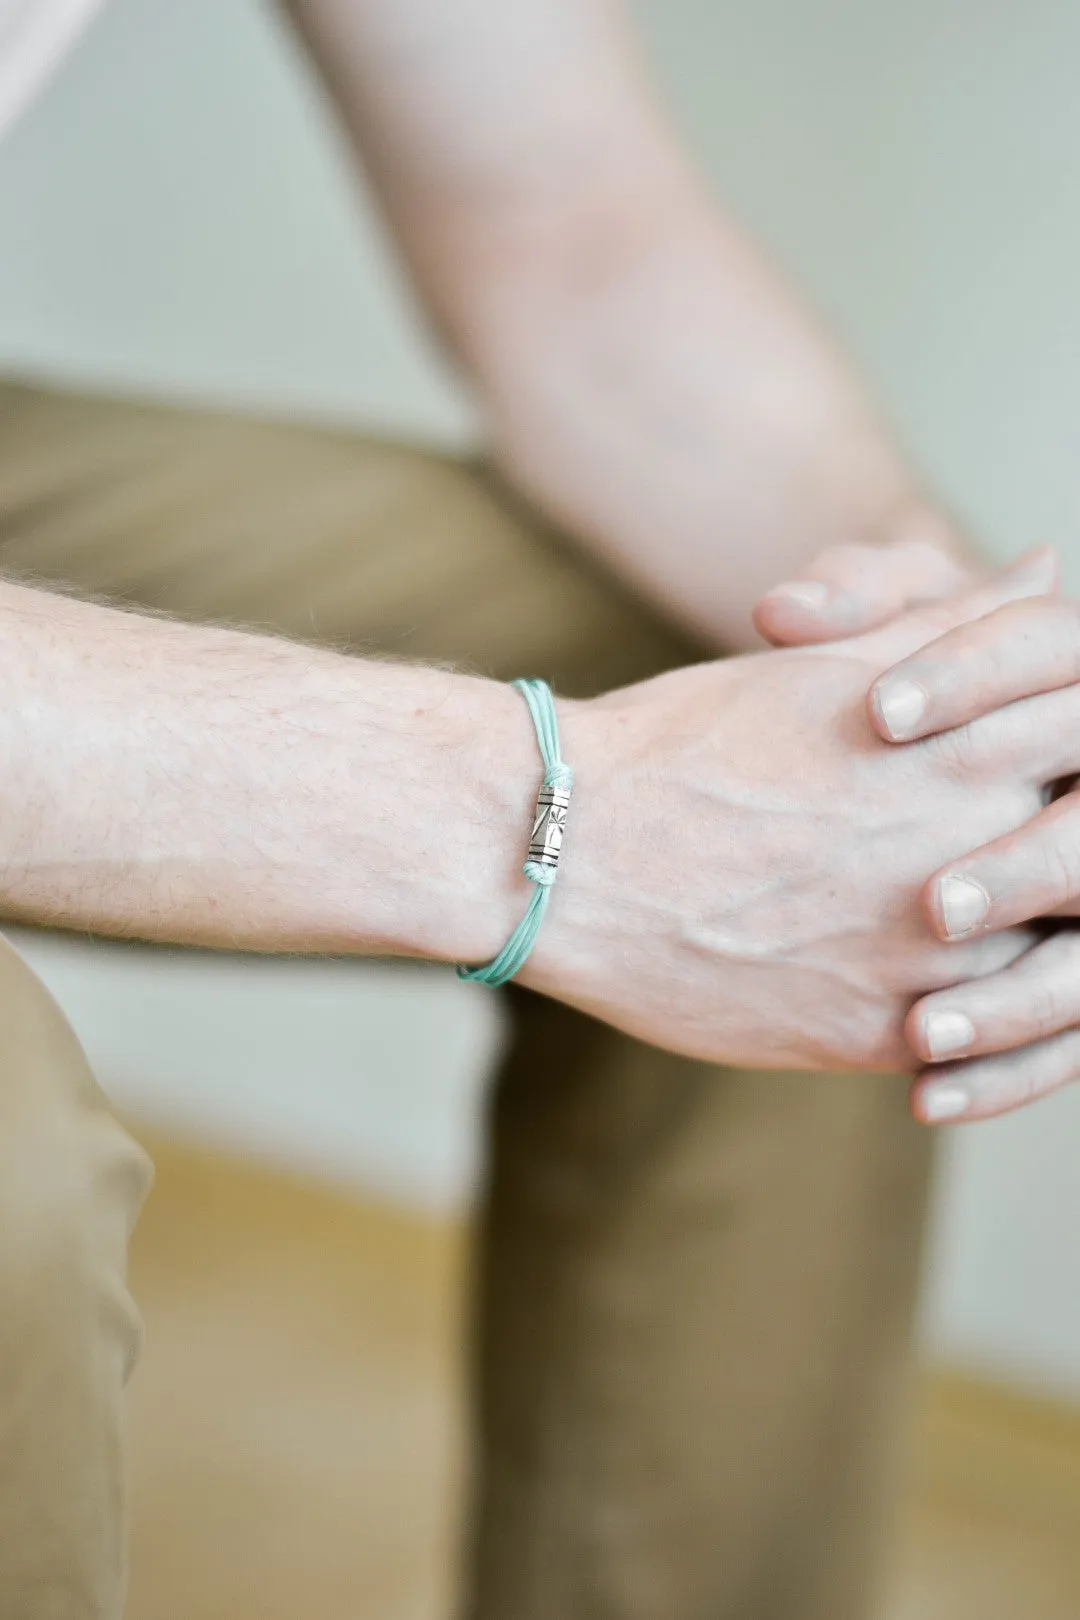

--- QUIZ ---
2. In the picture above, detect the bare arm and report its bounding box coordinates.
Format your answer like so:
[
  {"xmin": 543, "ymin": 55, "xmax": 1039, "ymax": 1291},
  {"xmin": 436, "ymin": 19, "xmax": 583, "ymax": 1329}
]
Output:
[
  {"xmin": 0, "ymin": 565, "xmax": 1057, "ymax": 1081},
  {"xmin": 282, "ymin": 0, "xmax": 964, "ymax": 649},
  {"xmin": 0, "ymin": 582, "xmax": 536, "ymax": 962}
]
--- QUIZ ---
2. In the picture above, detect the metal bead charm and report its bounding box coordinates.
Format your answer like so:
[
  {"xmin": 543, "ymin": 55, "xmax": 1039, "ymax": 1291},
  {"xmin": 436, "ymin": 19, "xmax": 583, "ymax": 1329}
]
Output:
[{"xmin": 527, "ymin": 781, "xmax": 571, "ymax": 871}]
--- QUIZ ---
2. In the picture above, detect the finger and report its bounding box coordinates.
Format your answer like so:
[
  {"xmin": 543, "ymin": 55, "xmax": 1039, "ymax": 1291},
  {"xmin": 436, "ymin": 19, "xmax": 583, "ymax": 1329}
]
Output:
[
  {"xmin": 911, "ymin": 1027, "xmax": 1080, "ymax": 1125},
  {"xmin": 866, "ymin": 546, "xmax": 1061, "ymax": 657},
  {"xmin": 869, "ymin": 591, "xmax": 1080, "ymax": 743},
  {"xmin": 908, "ymin": 927, "xmax": 1080, "ymax": 1063},
  {"xmin": 910, "ymin": 923, "xmax": 1039, "ymax": 1002},
  {"xmin": 961, "ymin": 679, "xmax": 1080, "ymax": 784},
  {"xmin": 754, "ymin": 536, "xmax": 972, "ymax": 647},
  {"xmin": 924, "ymin": 793, "xmax": 1080, "ymax": 941},
  {"xmin": 855, "ymin": 546, "xmax": 1060, "ymax": 670}
]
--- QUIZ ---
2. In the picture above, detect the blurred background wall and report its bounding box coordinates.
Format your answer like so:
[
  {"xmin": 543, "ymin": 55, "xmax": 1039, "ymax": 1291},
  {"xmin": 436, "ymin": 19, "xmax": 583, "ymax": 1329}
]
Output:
[{"xmin": 0, "ymin": 0, "xmax": 1077, "ymax": 1399}]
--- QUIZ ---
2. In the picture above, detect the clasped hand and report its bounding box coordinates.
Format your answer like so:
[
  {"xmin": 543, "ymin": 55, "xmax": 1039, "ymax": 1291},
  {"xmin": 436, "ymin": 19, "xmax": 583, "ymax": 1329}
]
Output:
[{"xmin": 757, "ymin": 538, "xmax": 1080, "ymax": 1124}]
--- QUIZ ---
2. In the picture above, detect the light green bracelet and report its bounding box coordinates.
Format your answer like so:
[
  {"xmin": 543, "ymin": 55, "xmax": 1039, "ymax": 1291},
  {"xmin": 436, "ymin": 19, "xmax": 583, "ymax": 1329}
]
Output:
[{"xmin": 457, "ymin": 678, "xmax": 573, "ymax": 988}]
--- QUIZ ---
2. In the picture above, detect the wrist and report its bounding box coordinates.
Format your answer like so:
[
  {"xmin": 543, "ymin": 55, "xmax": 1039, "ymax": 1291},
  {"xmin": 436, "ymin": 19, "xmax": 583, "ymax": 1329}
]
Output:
[
  {"xmin": 514, "ymin": 689, "xmax": 660, "ymax": 1007},
  {"xmin": 514, "ymin": 666, "xmax": 769, "ymax": 1051},
  {"xmin": 401, "ymin": 673, "xmax": 543, "ymax": 967},
  {"xmin": 441, "ymin": 682, "xmax": 618, "ymax": 988}
]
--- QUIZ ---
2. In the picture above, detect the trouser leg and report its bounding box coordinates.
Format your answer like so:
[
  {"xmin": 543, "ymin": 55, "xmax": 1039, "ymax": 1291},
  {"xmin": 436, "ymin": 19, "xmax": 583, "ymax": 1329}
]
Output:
[
  {"xmin": 0, "ymin": 934, "xmax": 151, "ymax": 1619},
  {"xmin": 464, "ymin": 994, "xmax": 932, "ymax": 1620}
]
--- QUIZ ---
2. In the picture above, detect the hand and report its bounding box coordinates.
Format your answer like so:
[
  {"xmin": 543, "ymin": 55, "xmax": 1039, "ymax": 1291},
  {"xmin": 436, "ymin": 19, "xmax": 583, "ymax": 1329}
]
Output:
[
  {"xmin": 520, "ymin": 566, "xmax": 1055, "ymax": 1073},
  {"xmin": 860, "ymin": 587, "xmax": 1080, "ymax": 1122},
  {"xmin": 752, "ymin": 518, "xmax": 1014, "ymax": 650}
]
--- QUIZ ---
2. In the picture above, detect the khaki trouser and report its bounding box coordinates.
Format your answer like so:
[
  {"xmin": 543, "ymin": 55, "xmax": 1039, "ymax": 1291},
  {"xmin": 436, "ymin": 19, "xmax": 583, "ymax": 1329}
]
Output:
[{"xmin": 0, "ymin": 380, "xmax": 933, "ymax": 1619}]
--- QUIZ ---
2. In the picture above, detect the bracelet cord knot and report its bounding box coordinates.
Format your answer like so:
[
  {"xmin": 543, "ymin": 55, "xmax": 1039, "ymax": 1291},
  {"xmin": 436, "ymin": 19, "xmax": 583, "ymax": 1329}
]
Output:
[{"xmin": 457, "ymin": 680, "xmax": 572, "ymax": 986}]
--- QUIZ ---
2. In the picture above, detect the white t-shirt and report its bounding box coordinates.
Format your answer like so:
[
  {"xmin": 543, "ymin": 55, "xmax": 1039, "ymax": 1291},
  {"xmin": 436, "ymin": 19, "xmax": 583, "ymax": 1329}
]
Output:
[{"xmin": 0, "ymin": 0, "xmax": 101, "ymax": 141}]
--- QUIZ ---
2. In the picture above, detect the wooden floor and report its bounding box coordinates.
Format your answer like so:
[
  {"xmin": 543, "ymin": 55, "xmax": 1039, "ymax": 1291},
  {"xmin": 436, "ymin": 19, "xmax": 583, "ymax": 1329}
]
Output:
[
  {"xmin": 885, "ymin": 1373, "xmax": 1080, "ymax": 1620},
  {"xmin": 124, "ymin": 1137, "xmax": 1080, "ymax": 1620}
]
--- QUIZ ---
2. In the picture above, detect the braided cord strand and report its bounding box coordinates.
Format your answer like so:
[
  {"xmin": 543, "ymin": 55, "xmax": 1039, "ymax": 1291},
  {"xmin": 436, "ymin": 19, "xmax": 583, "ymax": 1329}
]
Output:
[{"xmin": 457, "ymin": 679, "xmax": 574, "ymax": 987}]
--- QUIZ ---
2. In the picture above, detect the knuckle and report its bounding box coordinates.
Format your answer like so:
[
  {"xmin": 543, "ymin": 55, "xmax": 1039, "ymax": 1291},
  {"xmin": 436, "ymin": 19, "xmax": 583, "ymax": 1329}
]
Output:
[
  {"xmin": 1027, "ymin": 981, "xmax": 1067, "ymax": 1036},
  {"xmin": 958, "ymin": 603, "xmax": 1038, "ymax": 682},
  {"xmin": 1019, "ymin": 934, "xmax": 1080, "ymax": 1036},
  {"xmin": 1037, "ymin": 837, "xmax": 1080, "ymax": 902},
  {"xmin": 862, "ymin": 1016, "xmax": 910, "ymax": 1072},
  {"xmin": 837, "ymin": 998, "xmax": 908, "ymax": 1071},
  {"xmin": 927, "ymin": 719, "xmax": 983, "ymax": 775},
  {"xmin": 974, "ymin": 629, "xmax": 1016, "ymax": 684}
]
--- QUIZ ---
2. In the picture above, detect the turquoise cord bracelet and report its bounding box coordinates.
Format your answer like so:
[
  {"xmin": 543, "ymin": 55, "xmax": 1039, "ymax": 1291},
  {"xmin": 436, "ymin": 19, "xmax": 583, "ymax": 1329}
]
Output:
[{"xmin": 457, "ymin": 678, "xmax": 573, "ymax": 988}]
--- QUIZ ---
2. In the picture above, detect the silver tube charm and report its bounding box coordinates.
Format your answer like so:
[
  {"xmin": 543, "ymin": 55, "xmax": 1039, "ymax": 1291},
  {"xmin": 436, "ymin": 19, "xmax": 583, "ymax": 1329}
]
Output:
[{"xmin": 528, "ymin": 781, "xmax": 571, "ymax": 871}]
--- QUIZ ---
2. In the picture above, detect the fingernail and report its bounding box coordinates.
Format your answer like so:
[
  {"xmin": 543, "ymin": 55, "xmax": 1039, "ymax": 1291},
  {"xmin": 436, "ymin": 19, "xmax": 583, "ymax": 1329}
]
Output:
[
  {"xmin": 922, "ymin": 1085, "xmax": 971, "ymax": 1123},
  {"xmin": 938, "ymin": 874, "xmax": 990, "ymax": 937},
  {"xmin": 765, "ymin": 580, "xmax": 831, "ymax": 610},
  {"xmin": 873, "ymin": 678, "xmax": 928, "ymax": 740},
  {"xmin": 923, "ymin": 1008, "xmax": 975, "ymax": 1059}
]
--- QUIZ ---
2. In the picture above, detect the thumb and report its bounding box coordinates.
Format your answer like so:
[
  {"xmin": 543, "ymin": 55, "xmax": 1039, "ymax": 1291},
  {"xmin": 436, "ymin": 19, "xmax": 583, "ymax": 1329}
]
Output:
[{"xmin": 754, "ymin": 535, "xmax": 975, "ymax": 648}]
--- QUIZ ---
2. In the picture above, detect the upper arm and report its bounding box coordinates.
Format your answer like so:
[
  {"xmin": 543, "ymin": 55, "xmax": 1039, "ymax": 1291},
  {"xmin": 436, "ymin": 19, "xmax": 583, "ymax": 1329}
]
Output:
[{"xmin": 280, "ymin": 0, "xmax": 701, "ymax": 350}]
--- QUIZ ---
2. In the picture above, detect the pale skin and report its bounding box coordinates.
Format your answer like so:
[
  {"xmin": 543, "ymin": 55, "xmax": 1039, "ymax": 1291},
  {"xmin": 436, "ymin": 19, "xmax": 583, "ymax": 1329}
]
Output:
[
  {"xmin": 878, "ymin": 593, "xmax": 1080, "ymax": 1120},
  {"xmin": 280, "ymin": 0, "xmax": 956, "ymax": 648},
  {"xmin": 758, "ymin": 542, "xmax": 1080, "ymax": 1119},
  {"xmin": 2, "ymin": 0, "xmax": 1074, "ymax": 1112},
  {"xmin": 526, "ymin": 566, "xmax": 1060, "ymax": 1072},
  {"xmin": 0, "ymin": 562, "xmax": 1054, "ymax": 1080}
]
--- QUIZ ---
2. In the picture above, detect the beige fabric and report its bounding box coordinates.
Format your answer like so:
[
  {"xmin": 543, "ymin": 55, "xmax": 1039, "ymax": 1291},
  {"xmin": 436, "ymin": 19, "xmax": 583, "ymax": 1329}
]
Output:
[
  {"xmin": 0, "ymin": 929, "xmax": 149, "ymax": 1618},
  {"xmin": 0, "ymin": 380, "xmax": 933, "ymax": 1619}
]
